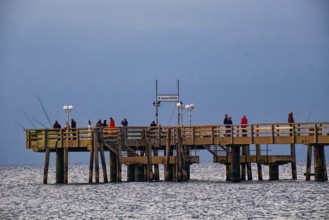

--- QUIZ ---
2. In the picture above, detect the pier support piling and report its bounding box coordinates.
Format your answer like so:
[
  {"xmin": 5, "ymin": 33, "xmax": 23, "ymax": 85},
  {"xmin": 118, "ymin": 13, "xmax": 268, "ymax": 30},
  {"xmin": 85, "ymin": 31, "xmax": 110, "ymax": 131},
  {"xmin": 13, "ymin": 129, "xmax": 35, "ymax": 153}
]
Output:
[
  {"xmin": 269, "ymin": 164, "xmax": 279, "ymax": 181},
  {"xmin": 127, "ymin": 165, "xmax": 135, "ymax": 181},
  {"xmin": 110, "ymin": 150, "xmax": 117, "ymax": 182},
  {"xmin": 290, "ymin": 144, "xmax": 297, "ymax": 180},
  {"xmin": 43, "ymin": 147, "xmax": 50, "ymax": 184},
  {"xmin": 230, "ymin": 146, "xmax": 241, "ymax": 182},
  {"xmin": 256, "ymin": 144, "xmax": 263, "ymax": 180},
  {"xmin": 314, "ymin": 145, "xmax": 328, "ymax": 182},
  {"xmin": 56, "ymin": 148, "xmax": 64, "ymax": 184},
  {"xmin": 305, "ymin": 144, "xmax": 312, "ymax": 181}
]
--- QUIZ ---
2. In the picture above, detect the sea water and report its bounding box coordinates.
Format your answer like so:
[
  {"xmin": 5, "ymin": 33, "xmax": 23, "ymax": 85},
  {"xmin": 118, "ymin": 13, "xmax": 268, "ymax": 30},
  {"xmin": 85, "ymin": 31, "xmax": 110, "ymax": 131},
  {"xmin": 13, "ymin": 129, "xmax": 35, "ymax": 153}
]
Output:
[{"xmin": 0, "ymin": 162, "xmax": 328, "ymax": 219}]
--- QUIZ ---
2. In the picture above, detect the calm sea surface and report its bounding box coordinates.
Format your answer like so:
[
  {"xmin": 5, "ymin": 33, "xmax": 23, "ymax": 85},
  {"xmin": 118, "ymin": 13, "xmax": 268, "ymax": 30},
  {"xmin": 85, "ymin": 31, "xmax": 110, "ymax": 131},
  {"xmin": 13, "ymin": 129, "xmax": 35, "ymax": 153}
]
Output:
[{"xmin": 1, "ymin": 162, "xmax": 328, "ymax": 219}]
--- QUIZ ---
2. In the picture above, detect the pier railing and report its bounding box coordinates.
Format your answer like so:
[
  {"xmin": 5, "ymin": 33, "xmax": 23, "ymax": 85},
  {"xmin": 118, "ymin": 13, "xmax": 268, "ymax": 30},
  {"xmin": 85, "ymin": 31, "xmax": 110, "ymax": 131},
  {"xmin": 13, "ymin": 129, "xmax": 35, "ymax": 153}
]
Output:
[{"xmin": 26, "ymin": 122, "xmax": 329, "ymax": 151}]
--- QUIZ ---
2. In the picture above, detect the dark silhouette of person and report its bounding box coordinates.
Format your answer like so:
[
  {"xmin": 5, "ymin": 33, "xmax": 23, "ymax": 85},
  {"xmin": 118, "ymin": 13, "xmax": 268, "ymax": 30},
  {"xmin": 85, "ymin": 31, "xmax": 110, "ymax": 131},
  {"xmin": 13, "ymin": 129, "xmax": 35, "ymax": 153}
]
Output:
[
  {"xmin": 224, "ymin": 114, "xmax": 229, "ymax": 136},
  {"xmin": 96, "ymin": 119, "xmax": 102, "ymax": 127},
  {"xmin": 71, "ymin": 119, "xmax": 77, "ymax": 140},
  {"xmin": 150, "ymin": 121, "xmax": 156, "ymax": 127},
  {"xmin": 288, "ymin": 112, "xmax": 294, "ymax": 136},
  {"xmin": 53, "ymin": 120, "xmax": 61, "ymax": 129},
  {"xmin": 71, "ymin": 119, "xmax": 76, "ymax": 128},
  {"xmin": 102, "ymin": 120, "xmax": 108, "ymax": 127},
  {"xmin": 121, "ymin": 118, "xmax": 128, "ymax": 126}
]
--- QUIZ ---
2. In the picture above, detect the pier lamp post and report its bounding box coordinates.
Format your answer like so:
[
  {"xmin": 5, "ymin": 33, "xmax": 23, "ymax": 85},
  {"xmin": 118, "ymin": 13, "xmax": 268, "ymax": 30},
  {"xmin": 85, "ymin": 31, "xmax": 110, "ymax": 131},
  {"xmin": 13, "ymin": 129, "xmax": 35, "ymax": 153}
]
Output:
[
  {"xmin": 63, "ymin": 105, "xmax": 73, "ymax": 184},
  {"xmin": 185, "ymin": 103, "xmax": 195, "ymax": 126},
  {"xmin": 176, "ymin": 102, "xmax": 183, "ymax": 126},
  {"xmin": 63, "ymin": 105, "xmax": 73, "ymax": 125}
]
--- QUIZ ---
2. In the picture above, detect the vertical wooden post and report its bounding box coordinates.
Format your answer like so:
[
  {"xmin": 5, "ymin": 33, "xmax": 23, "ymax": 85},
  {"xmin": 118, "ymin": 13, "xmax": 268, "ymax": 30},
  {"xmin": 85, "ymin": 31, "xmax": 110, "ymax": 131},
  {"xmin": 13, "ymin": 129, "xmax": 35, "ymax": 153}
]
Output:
[
  {"xmin": 94, "ymin": 130, "xmax": 99, "ymax": 183},
  {"xmin": 99, "ymin": 141, "xmax": 108, "ymax": 183},
  {"xmin": 64, "ymin": 147, "xmax": 68, "ymax": 184},
  {"xmin": 256, "ymin": 144, "xmax": 263, "ymax": 180},
  {"xmin": 127, "ymin": 165, "xmax": 135, "ymax": 181},
  {"xmin": 56, "ymin": 148, "xmax": 64, "ymax": 184},
  {"xmin": 269, "ymin": 164, "xmax": 279, "ymax": 180},
  {"xmin": 153, "ymin": 149, "xmax": 160, "ymax": 181},
  {"xmin": 314, "ymin": 145, "xmax": 328, "ymax": 182},
  {"xmin": 110, "ymin": 150, "xmax": 117, "ymax": 182},
  {"xmin": 244, "ymin": 145, "xmax": 252, "ymax": 180},
  {"xmin": 43, "ymin": 147, "xmax": 50, "ymax": 184},
  {"xmin": 290, "ymin": 144, "xmax": 297, "ymax": 180},
  {"xmin": 185, "ymin": 146, "xmax": 190, "ymax": 180},
  {"xmin": 231, "ymin": 145, "xmax": 240, "ymax": 182},
  {"xmin": 225, "ymin": 146, "xmax": 231, "ymax": 181},
  {"xmin": 146, "ymin": 143, "xmax": 153, "ymax": 181},
  {"xmin": 135, "ymin": 165, "xmax": 145, "ymax": 181},
  {"xmin": 117, "ymin": 141, "xmax": 122, "ymax": 182},
  {"xmin": 305, "ymin": 144, "xmax": 312, "ymax": 181},
  {"xmin": 88, "ymin": 131, "xmax": 94, "ymax": 183},
  {"xmin": 241, "ymin": 146, "xmax": 246, "ymax": 181},
  {"xmin": 165, "ymin": 128, "xmax": 171, "ymax": 181},
  {"xmin": 176, "ymin": 128, "xmax": 183, "ymax": 182}
]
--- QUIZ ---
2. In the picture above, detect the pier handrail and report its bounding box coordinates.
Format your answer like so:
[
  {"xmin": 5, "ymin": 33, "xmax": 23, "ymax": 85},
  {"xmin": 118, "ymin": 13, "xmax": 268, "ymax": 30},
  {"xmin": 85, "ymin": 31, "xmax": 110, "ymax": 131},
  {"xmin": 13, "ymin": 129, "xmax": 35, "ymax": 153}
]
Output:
[{"xmin": 25, "ymin": 122, "xmax": 329, "ymax": 150}]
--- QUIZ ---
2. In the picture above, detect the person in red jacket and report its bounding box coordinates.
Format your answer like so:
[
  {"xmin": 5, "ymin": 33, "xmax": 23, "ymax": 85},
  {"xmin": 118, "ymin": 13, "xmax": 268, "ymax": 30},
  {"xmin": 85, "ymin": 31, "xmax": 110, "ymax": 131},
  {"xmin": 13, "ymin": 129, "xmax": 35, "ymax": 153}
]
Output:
[
  {"xmin": 241, "ymin": 115, "xmax": 248, "ymax": 136},
  {"xmin": 109, "ymin": 117, "xmax": 115, "ymax": 127}
]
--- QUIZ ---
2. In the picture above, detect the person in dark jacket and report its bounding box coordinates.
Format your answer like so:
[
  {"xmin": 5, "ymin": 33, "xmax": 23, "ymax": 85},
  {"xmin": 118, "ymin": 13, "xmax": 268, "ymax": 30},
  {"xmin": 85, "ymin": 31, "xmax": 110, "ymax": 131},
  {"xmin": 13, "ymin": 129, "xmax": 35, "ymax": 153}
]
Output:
[
  {"xmin": 96, "ymin": 119, "xmax": 102, "ymax": 127},
  {"xmin": 288, "ymin": 112, "xmax": 294, "ymax": 124},
  {"xmin": 102, "ymin": 120, "xmax": 108, "ymax": 127},
  {"xmin": 53, "ymin": 120, "xmax": 61, "ymax": 129},
  {"xmin": 71, "ymin": 119, "xmax": 76, "ymax": 128},
  {"xmin": 150, "ymin": 121, "xmax": 156, "ymax": 127},
  {"xmin": 121, "ymin": 118, "xmax": 128, "ymax": 127},
  {"xmin": 288, "ymin": 112, "xmax": 294, "ymax": 136},
  {"xmin": 224, "ymin": 114, "xmax": 229, "ymax": 136}
]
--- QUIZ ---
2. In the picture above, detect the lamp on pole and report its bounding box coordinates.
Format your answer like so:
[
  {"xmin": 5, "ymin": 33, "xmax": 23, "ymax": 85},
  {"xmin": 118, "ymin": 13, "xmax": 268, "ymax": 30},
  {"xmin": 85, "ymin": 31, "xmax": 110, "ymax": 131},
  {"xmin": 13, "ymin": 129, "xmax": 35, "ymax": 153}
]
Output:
[
  {"xmin": 63, "ymin": 105, "xmax": 73, "ymax": 126},
  {"xmin": 185, "ymin": 103, "xmax": 195, "ymax": 126},
  {"xmin": 176, "ymin": 102, "xmax": 183, "ymax": 126}
]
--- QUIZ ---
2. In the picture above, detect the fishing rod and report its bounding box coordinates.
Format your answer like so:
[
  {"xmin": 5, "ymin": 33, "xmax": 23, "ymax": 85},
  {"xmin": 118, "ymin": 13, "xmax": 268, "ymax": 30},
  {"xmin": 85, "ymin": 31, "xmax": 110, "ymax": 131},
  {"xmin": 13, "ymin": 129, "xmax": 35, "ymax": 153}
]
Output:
[
  {"xmin": 306, "ymin": 111, "xmax": 312, "ymax": 122},
  {"xmin": 295, "ymin": 108, "xmax": 302, "ymax": 121},
  {"xmin": 22, "ymin": 111, "xmax": 36, "ymax": 128},
  {"xmin": 34, "ymin": 119, "xmax": 47, "ymax": 128},
  {"xmin": 36, "ymin": 94, "xmax": 52, "ymax": 127},
  {"xmin": 15, "ymin": 121, "xmax": 26, "ymax": 130}
]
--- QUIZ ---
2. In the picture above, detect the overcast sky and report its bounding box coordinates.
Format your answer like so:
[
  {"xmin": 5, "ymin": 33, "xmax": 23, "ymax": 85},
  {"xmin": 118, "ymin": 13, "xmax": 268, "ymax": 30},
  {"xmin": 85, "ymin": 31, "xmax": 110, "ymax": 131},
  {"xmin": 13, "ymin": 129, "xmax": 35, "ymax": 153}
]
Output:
[{"xmin": 1, "ymin": 0, "xmax": 328, "ymax": 165}]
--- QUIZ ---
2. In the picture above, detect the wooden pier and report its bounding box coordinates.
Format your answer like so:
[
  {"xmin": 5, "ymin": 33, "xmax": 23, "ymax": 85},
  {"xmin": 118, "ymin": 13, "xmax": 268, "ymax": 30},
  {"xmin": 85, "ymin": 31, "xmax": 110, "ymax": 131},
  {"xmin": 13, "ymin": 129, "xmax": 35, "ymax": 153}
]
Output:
[{"xmin": 25, "ymin": 122, "xmax": 329, "ymax": 183}]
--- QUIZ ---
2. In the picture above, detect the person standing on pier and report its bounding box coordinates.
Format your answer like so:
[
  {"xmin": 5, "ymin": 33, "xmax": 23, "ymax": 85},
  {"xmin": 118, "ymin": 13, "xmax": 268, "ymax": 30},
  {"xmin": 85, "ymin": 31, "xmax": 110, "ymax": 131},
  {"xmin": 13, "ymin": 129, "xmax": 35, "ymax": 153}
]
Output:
[
  {"xmin": 53, "ymin": 120, "xmax": 61, "ymax": 129},
  {"xmin": 288, "ymin": 112, "xmax": 294, "ymax": 136},
  {"xmin": 109, "ymin": 117, "xmax": 116, "ymax": 127},
  {"xmin": 71, "ymin": 119, "xmax": 77, "ymax": 140},
  {"xmin": 121, "ymin": 118, "xmax": 128, "ymax": 127},
  {"xmin": 288, "ymin": 112, "xmax": 294, "ymax": 124},
  {"xmin": 241, "ymin": 115, "xmax": 248, "ymax": 136},
  {"xmin": 96, "ymin": 119, "xmax": 102, "ymax": 127},
  {"xmin": 224, "ymin": 114, "xmax": 229, "ymax": 136},
  {"xmin": 150, "ymin": 121, "xmax": 156, "ymax": 127},
  {"xmin": 102, "ymin": 120, "xmax": 108, "ymax": 127},
  {"xmin": 228, "ymin": 117, "xmax": 233, "ymax": 136}
]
